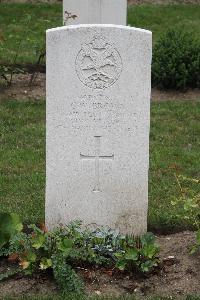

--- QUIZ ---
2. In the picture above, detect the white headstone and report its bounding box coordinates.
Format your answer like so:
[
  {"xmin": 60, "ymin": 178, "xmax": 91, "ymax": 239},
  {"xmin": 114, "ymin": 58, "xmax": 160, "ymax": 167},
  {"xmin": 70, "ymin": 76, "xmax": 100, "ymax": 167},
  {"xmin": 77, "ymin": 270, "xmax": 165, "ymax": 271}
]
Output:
[
  {"xmin": 46, "ymin": 24, "xmax": 152, "ymax": 236},
  {"xmin": 63, "ymin": 0, "xmax": 127, "ymax": 26}
]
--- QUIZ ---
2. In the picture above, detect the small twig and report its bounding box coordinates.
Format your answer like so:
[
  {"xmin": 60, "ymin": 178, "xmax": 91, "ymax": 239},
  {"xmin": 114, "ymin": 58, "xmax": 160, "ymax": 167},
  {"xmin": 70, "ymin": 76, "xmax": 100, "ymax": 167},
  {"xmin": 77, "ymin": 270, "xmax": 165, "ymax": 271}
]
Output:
[
  {"xmin": 174, "ymin": 173, "xmax": 185, "ymax": 198},
  {"xmin": 1, "ymin": 74, "xmax": 9, "ymax": 85},
  {"xmin": 64, "ymin": 10, "xmax": 78, "ymax": 25},
  {"xmin": 8, "ymin": 39, "xmax": 23, "ymax": 86},
  {"xmin": 8, "ymin": 14, "xmax": 32, "ymax": 86},
  {"xmin": 29, "ymin": 51, "xmax": 46, "ymax": 87}
]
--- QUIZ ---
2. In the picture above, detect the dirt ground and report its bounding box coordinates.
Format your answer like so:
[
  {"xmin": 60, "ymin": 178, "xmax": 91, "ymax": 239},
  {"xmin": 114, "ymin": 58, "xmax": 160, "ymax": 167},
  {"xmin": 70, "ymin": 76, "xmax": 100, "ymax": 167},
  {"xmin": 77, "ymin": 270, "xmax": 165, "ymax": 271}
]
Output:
[
  {"xmin": 0, "ymin": 231, "xmax": 199, "ymax": 298},
  {"xmin": 0, "ymin": 73, "xmax": 200, "ymax": 102}
]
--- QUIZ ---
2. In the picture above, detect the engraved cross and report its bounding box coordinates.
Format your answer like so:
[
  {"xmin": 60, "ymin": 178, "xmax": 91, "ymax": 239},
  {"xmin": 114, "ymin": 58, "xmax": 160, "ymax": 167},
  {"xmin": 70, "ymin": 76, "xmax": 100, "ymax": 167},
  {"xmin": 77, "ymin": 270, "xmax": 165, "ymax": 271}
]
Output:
[{"xmin": 80, "ymin": 136, "xmax": 114, "ymax": 192}]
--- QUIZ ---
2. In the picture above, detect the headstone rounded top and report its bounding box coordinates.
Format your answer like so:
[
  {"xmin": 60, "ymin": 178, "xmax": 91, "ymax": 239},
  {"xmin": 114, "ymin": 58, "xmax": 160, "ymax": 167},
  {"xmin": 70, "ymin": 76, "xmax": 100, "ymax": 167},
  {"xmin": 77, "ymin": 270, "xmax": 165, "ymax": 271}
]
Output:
[{"xmin": 47, "ymin": 24, "xmax": 152, "ymax": 36}]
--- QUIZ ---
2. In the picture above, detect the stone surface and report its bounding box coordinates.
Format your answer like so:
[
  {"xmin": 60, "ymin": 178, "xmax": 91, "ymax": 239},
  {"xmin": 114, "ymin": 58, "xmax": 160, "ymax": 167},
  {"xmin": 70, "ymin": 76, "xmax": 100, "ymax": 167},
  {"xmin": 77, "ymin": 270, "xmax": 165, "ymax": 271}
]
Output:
[
  {"xmin": 63, "ymin": 0, "xmax": 127, "ymax": 26},
  {"xmin": 46, "ymin": 24, "xmax": 152, "ymax": 236}
]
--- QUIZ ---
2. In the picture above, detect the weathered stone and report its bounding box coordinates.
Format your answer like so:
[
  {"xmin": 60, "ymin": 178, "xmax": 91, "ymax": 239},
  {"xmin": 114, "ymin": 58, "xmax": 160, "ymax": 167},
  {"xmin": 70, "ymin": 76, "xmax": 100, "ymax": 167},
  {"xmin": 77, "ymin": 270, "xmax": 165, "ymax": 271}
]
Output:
[
  {"xmin": 46, "ymin": 24, "xmax": 152, "ymax": 236},
  {"xmin": 63, "ymin": 0, "xmax": 127, "ymax": 26}
]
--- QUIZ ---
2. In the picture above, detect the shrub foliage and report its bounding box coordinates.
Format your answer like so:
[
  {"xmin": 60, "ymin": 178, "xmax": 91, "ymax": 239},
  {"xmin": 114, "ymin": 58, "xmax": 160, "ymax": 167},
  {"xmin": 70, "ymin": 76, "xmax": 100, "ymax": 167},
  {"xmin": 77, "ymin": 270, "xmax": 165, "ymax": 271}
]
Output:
[
  {"xmin": 152, "ymin": 28, "xmax": 200, "ymax": 90},
  {"xmin": 0, "ymin": 217, "xmax": 159, "ymax": 295}
]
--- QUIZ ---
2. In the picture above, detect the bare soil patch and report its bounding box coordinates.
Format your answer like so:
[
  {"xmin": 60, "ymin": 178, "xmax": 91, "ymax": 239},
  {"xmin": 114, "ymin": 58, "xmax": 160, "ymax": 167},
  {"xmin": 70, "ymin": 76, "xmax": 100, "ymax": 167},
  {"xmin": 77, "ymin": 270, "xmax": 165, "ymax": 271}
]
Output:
[
  {"xmin": 0, "ymin": 231, "xmax": 199, "ymax": 298},
  {"xmin": 0, "ymin": 73, "xmax": 45, "ymax": 102},
  {"xmin": 152, "ymin": 87, "xmax": 200, "ymax": 102},
  {"xmin": 0, "ymin": 73, "xmax": 200, "ymax": 102}
]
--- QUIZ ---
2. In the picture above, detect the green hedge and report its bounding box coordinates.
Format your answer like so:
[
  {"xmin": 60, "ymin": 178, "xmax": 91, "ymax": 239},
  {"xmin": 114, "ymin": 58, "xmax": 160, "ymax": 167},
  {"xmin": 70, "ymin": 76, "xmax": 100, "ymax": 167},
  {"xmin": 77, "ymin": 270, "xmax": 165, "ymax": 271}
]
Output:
[{"xmin": 152, "ymin": 28, "xmax": 200, "ymax": 90}]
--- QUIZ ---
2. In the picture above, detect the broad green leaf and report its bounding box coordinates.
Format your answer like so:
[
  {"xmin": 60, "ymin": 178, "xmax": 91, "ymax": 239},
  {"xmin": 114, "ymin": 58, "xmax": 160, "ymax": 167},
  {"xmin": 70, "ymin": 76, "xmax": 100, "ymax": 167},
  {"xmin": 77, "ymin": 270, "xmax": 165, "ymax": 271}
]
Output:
[
  {"xmin": 27, "ymin": 252, "xmax": 37, "ymax": 263},
  {"xmin": 140, "ymin": 260, "xmax": 154, "ymax": 272},
  {"xmin": 142, "ymin": 244, "xmax": 159, "ymax": 259},
  {"xmin": 114, "ymin": 252, "xmax": 123, "ymax": 259},
  {"xmin": 10, "ymin": 214, "xmax": 23, "ymax": 232},
  {"xmin": 40, "ymin": 258, "xmax": 52, "ymax": 270},
  {"xmin": 0, "ymin": 213, "xmax": 23, "ymax": 248},
  {"xmin": 140, "ymin": 232, "xmax": 155, "ymax": 246},
  {"xmin": 32, "ymin": 234, "xmax": 45, "ymax": 249},
  {"xmin": 57, "ymin": 238, "xmax": 74, "ymax": 255},
  {"xmin": 116, "ymin": 260, "xmax": 126, "ymax": 271},
  {"xmin": 125, "ymin": 248, "xmax": 138, "ymax": 261},
  {"xmin": 0, "ymin": 232, "xmax": 9, "ymax": 248},
  {"xmin": 190, "ymin": 245, "xmax": 198, "ymax": 255}
]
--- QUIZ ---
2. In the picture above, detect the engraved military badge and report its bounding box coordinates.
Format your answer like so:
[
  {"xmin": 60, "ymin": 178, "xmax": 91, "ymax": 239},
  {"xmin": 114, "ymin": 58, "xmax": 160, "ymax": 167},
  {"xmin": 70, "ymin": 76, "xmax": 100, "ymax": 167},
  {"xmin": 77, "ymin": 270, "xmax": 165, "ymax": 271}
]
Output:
[{"xmin": 75, "ymin": 35, "xmax": 122, "ymax": 89}]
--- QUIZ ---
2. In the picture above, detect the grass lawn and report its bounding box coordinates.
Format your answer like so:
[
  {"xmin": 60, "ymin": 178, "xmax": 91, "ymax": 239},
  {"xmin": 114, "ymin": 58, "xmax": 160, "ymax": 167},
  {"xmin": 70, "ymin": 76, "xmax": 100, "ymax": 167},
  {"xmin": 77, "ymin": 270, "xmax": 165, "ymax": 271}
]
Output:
[
  {"xmin": 0, "ymin": 4, "xmax": 200, "ymax": 65},
  {"xmin": 0, "ymin": 3, "xmax": 62, "ymax": 65},
  {"xmin": 0, "ymin": 99, "xmax": 199, "ymax": 231},
  {"xmin": 128, "ymin": 4, "xmax": 200, "ymax": 42},
  {"xmin": 0, "ymin": 100, "xmax": 45, "ymax": 222},
  {"xmin": 149, "ymin": 101, "xmax": 200, "ymax": 232}
]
